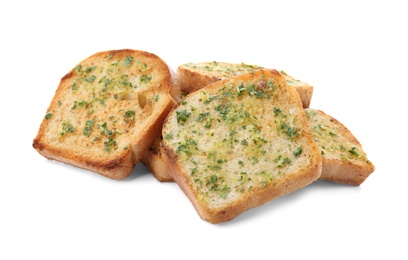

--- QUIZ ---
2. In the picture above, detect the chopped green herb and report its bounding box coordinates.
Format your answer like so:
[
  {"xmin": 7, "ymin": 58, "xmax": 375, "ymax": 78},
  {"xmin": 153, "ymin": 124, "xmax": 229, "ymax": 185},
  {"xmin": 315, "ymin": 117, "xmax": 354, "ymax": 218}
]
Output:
[
  {"xmin": 197, "ymin": 112, "xmax": 210, "ymax": 122},
  {"xmin": 60, "ymin": 122, "xmax": 75, "ymax": 136},
  {"xmin": 176, "ymin": 144, "xmax": 190, "ymax": 154},
  {"xmin": 104, "ymin": 78, "xmax": 111, "ymax": 86},
  {"xmin": 123, "ymin": 56, "xmax": 133, "ymax": 67},
  {"xmin": 83, "ymin": 120, "xmax": 95, "ymax": 137},
  {"xmin": 191, "ymin": 168, "xmax": 197, "ymax": 176},
  {"xmin": 106, "ymin": 54, "xmax": 113, "ymax": 60},
  {"xmin": 203, "ymin": 96, "xmax": 217, "ymax": 104},
  {"xmin": 275, "ymin": 155, "xmax": 291, "ymax": 167},
  {"xmin": 279, "ymin": 122, "xmax": 299, "ymax": 140},
  {"xmin": 140, "ymin": 75, "xmax": 152, "ymax": 83},
  {"xmin": 45, "ymin": 112, "xmax": 52, "ymax": 119},
  {"xmin": 152, "ymin": 95, "xmax": 159, "ymax": 102},
  {"xmin": 85, "ymin": 66, "xmax": 95, "ymax": 73},
  {"xmin": 293, "ymin": 147, "xmax": 303, "ymax": 157},
  {"xmin": 87, "ymin": 75, "xmax": 96, "ymax": 82},
  {"xmin": 349, "ymin": 147, "xmax": 360, "ymax": 157},
  {"xmin": 236, "ymin": 84, "xmax": 246, "ymax": 95},
  {"xmin": 213, "ymin": 165, "xmax": 221, "ymax": 171},
  {"xmin": 176, "ymin": 110, "xmax": 191, "ymax": 123},
  {"xmin": 329, "ymin": 131, "xmax": 337, "ymax": 137},
  {"xmin": 164, "ymin": 133, "xmax": 172, "ymax": 139},
  {"xmin": 74, "ymin": 65, "xmax": 82, "ymax": 72},
  {"xmin": 104, "ymin": 137, "xmax": 117, "ymax": 152},
  {"xmin": 124, "ymin": 110, "xmax": 135, "ymax": 117}
]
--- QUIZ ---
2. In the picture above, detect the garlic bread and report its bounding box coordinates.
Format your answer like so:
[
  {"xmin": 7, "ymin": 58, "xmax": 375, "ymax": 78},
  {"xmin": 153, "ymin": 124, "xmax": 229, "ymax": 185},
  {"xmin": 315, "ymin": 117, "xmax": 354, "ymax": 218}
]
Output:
[
  {"xmin": 162, "ymin": 69, "xmax": 322, "ymax": 223},
  {"xmin": 33, "ymin": 49, "xmax": 178, "ymax": 180}
]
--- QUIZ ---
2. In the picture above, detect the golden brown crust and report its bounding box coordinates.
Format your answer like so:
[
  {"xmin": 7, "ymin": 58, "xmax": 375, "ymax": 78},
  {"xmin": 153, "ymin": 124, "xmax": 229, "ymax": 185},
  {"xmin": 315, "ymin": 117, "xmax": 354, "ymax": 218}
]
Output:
[
  {"xmin": 33, "ymin": 49, "xmax": 177, "ymax": 180},
  {"xmin": 295, "ymin": 85, "xmax": 314, "ymax": 108},
  {"xmin": 163, "ymin": 143, "xmax": 321, "ymax": 223},
  {"xmin": 142, "ymin": 139, "xmax": 174, "ymax": 182},
  {"xmin": 320, "ymin": 158, "xmax": 374, "ymax": 186}
]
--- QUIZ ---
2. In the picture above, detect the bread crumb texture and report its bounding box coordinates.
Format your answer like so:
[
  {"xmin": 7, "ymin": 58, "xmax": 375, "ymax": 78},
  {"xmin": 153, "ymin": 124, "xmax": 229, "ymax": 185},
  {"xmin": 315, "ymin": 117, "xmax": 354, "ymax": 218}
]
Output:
[
  {"xmin": 163, "ymin": 70, "xmax": 319, "ymax": 211},
  {"xmin": 35, "ymin": 50, "xmax": 172, "ymax": 170},
  {"xmin": 184, "ymin": 61, "xmax": 261, "ymax": 78},
  {"xmin": 305, "ymin": 109, "xmax": 373, "ymax": 166}
]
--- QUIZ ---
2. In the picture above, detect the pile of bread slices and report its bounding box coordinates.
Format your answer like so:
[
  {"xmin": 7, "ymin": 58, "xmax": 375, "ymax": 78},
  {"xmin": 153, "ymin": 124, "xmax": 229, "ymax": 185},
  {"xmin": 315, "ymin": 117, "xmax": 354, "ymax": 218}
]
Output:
[{"xmin": 33, "ymin": 49, "xmax": 375, "ymax": 224}]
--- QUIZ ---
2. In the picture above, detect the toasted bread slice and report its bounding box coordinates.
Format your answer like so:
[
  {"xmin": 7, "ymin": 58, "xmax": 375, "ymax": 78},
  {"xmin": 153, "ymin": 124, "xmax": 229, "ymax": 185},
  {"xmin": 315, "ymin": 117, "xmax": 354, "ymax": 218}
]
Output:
[
  {"xmin": 162, "ymin": 69, "xmax": 322, "ymax": 223},
  {"xmin": 178, "ymin": 61, "xmax": 313, "ymax": 108},
  {"xmin": 33, "ymin": 49, "xmax": 178, "ymax": 180},
  {"xmin": 305, "ymin": 109, "xmax": 375, "ymax": 185},
  {"xmin": 144, "ymin": 62, "xmax": 313, "ymax": 182}
]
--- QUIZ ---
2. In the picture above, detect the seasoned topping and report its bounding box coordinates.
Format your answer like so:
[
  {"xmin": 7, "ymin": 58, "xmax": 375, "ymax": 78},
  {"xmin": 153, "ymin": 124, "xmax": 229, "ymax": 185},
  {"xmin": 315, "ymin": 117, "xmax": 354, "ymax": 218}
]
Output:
[
  {"xmin": 185, "ymin": 62, "xmax": 262, "ymax": 78},
  {"xmin": 60, "ymin": 121, "xmax": 75, "ymax": 136},
  {"xmin": 164, "ymin": 75, "xmax": 307, "ymax": 202},
  {"xmin": 49, "ymin": 52, "xmax": 159, "ymax": 153},
  {"xmin": 305, "ymin": 109, "xmax": 371, "ymax": 164},
  {"xmin": 45, "ymin": 112, "xmax": 52, "ymax": 119}
]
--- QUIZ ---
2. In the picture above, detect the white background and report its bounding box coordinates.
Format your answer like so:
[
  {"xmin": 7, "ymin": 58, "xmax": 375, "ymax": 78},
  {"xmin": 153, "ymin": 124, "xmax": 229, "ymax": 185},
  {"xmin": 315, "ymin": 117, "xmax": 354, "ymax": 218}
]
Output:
[{"xmin": 1, "ymin": 0, "xmax": 407, "ymax": 259}]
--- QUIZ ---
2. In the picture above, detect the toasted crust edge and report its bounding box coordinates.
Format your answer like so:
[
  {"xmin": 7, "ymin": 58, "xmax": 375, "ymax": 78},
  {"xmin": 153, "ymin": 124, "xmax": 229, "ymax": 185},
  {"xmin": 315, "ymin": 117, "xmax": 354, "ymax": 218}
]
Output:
[
  {"xmin": 163, "ymin": 139, "xmax": 322, "ymax": 224},
  {"xmin": 177, "ymin": 65, "xmax": 223, "ymax": 93},
  {"xmin": 142, "ymin": 142, "xmax": 174, "ymax": 182},
  {"xmin": 320, "ymin": 157, "xmax": 374, "ymax": 186}
]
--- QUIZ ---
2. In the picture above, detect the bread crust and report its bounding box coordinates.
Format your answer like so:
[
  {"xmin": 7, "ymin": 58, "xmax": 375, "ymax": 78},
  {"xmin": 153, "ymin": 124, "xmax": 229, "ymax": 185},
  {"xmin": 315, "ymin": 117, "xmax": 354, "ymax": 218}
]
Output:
[
  {"xmin": 163, "ymin": 144, "xmax": 321, "ymax": 223},
  {"xmin": 162, "ymin": 69, "xmax": 322, "ymax": 223},
  {"xmin": 178, "ymin": 65, "xmax": 222, "ymax": 93},
  {"xmin": 142, "ymin": 138, "xmax": 174, "ymax": 182},
  {"xmin": 33, "ymin": 49, "xmax": 177, "ymax": 180}
]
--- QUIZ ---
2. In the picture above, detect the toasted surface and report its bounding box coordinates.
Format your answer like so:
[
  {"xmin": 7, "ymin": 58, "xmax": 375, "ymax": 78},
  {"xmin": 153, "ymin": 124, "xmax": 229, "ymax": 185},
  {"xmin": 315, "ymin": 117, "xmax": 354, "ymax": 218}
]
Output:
[
  {"xmin": 162, "ymin": 69, "xmax": 322, "ymax": 223},
  {"xmin": 305, "ymin": 109, "xmax": 375, "ymax": 185},
  {"xmin": 177, "ymin": 62, "xmax": 313, "ymax": 108},
  {"xmin": 33, "ymin": 49, "xmax": 177, "ymax": 180}
]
